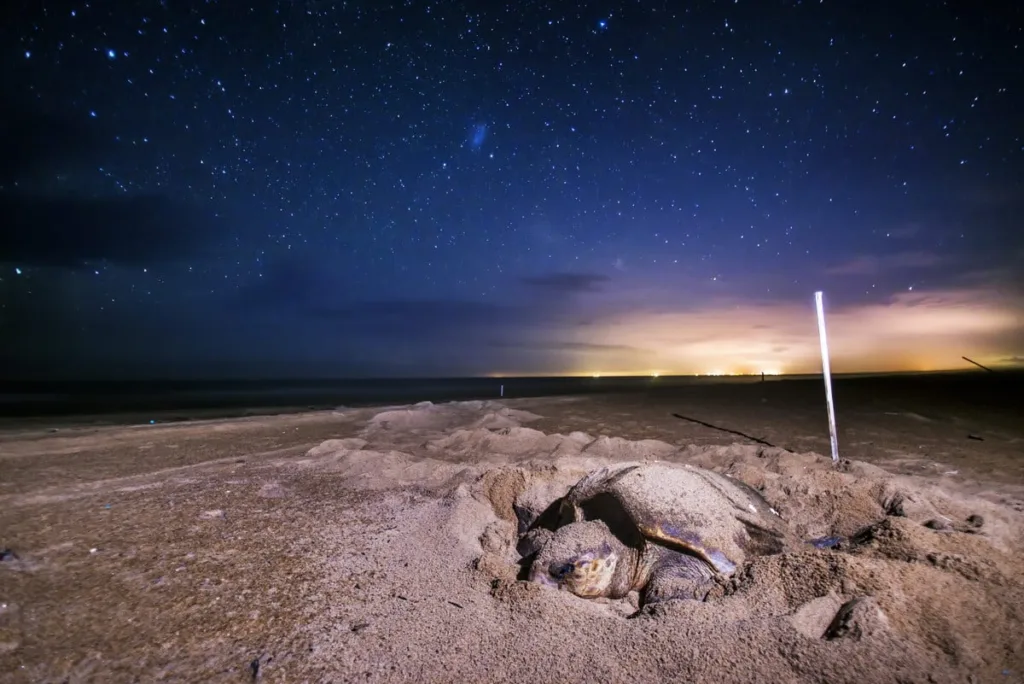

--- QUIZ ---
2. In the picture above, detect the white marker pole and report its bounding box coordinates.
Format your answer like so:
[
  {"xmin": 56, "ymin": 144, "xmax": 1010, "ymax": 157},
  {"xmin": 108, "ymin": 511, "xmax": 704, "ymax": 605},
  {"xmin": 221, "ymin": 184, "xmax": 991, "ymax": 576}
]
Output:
[
  {"xmin": 500, "ymin": 384, "xmax": 504, "ymax": 398},
  {"xmin": 814, "ymin": 291, "xmax": 840, "ymax": 465}
]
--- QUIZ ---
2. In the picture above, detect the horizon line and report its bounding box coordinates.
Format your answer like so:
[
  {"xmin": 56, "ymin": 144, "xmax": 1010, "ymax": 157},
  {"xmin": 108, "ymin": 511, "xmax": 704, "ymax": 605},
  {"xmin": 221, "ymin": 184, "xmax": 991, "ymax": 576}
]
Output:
[{"xmin": 2, "ymin": 367, "xmax": 1021, "ymax": 385}]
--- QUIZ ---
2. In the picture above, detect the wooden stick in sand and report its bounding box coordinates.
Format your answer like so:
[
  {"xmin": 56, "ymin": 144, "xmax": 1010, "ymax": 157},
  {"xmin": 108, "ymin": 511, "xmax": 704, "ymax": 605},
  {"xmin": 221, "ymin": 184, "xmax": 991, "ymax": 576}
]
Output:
[
  {"xmin": 962, "ymin": 356, "xmax": 995, "ymax": 373},
  {"xmin": 814, "ymin": 291, "xmax": 840, "ymax": 465}
]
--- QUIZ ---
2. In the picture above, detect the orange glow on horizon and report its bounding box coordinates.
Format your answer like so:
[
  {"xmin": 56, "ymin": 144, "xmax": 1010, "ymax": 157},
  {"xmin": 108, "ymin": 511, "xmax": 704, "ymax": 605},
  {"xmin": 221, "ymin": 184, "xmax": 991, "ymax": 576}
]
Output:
[{"xmin": 512, "ymin": 286, "xmax": 1024, "ymax": 377}]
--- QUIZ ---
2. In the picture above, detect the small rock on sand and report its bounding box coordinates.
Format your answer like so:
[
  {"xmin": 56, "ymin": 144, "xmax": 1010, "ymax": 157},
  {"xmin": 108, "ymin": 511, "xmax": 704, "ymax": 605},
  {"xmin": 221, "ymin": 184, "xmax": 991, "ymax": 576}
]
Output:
[
  {"xmin": 789, "ymin": 593, "xmax": 845, "ymax": 639},
  {"xmin": 824, "ymin": 596, "xmax": 889, "ymax": 641}
]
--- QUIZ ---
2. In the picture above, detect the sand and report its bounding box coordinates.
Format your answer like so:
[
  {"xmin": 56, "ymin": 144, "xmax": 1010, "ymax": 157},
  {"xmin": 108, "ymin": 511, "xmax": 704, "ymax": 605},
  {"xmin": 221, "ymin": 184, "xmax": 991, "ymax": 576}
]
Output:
[{"xmin": 2, "ymin": 383, "xmax": 1023, "ymax": 683}]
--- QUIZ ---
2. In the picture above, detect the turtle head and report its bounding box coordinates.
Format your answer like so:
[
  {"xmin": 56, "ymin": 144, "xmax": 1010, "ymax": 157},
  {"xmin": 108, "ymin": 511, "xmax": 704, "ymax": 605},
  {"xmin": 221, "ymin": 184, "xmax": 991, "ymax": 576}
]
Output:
[
  {"xmin": 528, "ymin": 520, "xmax": 631, "ymax": 598},
  {"xmin": 536, "ymin": 546, "xmax": 619, "ymax": 598}
]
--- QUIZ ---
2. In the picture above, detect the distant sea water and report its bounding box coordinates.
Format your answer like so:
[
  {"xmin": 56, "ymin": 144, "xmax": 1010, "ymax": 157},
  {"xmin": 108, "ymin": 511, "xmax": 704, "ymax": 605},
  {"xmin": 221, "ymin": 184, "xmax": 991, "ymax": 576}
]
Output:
[
  {"xmin": 0, "ymin": 375, "xmax": 806, "ymax": 420},
  {"xmin": 0, "ymin": 371, "xmax": 984, "ymax": 422}
]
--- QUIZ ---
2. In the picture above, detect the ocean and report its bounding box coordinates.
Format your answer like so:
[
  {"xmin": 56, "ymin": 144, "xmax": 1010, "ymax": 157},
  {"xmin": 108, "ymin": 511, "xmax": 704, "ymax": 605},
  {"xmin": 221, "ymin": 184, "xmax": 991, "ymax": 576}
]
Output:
[
  {"xmin": 0, "ymin": 375, "xmax": 787, "ymax": 419},
  {"xmin": 1, "ymin": 370, "xmax": 1005, "ymax": 422}
]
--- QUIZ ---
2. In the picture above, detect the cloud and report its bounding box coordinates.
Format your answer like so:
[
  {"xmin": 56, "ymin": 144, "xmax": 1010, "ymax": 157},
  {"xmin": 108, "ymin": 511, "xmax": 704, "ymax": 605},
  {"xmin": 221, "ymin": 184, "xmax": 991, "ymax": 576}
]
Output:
[
  {"xmin": 884, "ymin": 223, "xmax": 923, "ymax": 239},
  {"xmin": 0, "ymin": 194, "xmax": 229, "ymax": 268},
  {"xmin": 947, "ymin": 252, "xmax": 1024, "ymax": 300},
  {"xmin": 0, "ymin": 103, "xmax": 107, "ymax": 184},
  {"xmin": 230, "ymin": 265, "xmax": 622, "ymax": 355},
  {"xmin": 11, "ymin": 242, "xmax": 1023, "ymax": 379},
  {"xmin": 488, "ymin": 340, "xmax": 643, "ymax": 353},
  {"xmin": 214, "ymin": 263, "xmax": 637, "ymax": 376},
  {"xmin": 478, "ymin": 339, "xmax": 658, "ymax": 376},
  {"xmin": 237, "ymin": 265, "xmax": 615, "ymax": 323},
  {"xmin": 0, "ymin": 103, "xmax": 253, "ymax": 270},
  {"xmin": 956, "ymin": 179, "xmax": 1024, "ymax": 210},
  {"xmin": 314, "ymin": 299, "xmax": 521, "ymax": 333},
  {"xmin": 543, "ymin": 286, "xmax": 1024, "ymax": 375},
  {"xmin": 233, "ymin": 257, "xmax": 332, "ymax": 310},
  {"xmin": 234, "ymin": 258, "xmax": 525, "ymax": 327},
  {"xmin": 520, "ymin": 272, "xmax": 610, "ymax": 293},
  {"xmin": 823, "ymin": 251, "xmax": 946, "ymax": 276}
]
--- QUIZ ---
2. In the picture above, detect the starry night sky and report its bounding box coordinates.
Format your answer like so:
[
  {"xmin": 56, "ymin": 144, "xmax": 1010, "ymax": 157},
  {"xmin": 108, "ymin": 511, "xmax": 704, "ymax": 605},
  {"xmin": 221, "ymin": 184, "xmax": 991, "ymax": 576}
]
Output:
[{"xmin": 1, "ymin": 1, "xmax": 1022, "ymax": 380}]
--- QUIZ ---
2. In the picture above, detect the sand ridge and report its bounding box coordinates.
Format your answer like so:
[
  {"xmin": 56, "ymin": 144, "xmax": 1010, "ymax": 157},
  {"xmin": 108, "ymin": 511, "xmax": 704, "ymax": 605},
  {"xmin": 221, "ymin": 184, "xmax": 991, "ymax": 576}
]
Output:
[{"xmin": 1, "ymin": 399, "xmax": 1023, "ymax": 682}]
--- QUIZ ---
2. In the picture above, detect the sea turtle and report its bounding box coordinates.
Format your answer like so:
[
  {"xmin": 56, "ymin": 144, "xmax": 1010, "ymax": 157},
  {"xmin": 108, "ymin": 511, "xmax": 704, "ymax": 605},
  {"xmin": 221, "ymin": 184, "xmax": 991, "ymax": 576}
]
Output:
[{"xmin": 527, "ymin": 461, "xmax": 806, "ymax": 604}]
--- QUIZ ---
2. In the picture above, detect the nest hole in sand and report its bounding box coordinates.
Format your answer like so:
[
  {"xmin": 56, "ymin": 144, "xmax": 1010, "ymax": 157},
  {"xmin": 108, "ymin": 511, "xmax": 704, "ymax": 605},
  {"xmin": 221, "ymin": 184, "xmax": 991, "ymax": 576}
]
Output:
[{"xmin": 466, "ymin": 447, "xmax": 1003, "ymax": 625}]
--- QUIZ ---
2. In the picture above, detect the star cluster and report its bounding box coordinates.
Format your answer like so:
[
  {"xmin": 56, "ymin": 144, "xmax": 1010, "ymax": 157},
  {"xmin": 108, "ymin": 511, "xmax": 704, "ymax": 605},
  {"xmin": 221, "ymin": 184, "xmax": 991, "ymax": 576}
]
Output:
[{"xmin": 1, "ymin": 1, "xmax": 1022, "ymax": 378}]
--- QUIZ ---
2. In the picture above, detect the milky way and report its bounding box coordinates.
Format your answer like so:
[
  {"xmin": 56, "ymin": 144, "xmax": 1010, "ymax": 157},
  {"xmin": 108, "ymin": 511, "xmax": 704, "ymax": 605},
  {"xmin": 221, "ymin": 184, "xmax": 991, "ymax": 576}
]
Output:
[{"xmin": 0, "ymin": 1, "xmax": 1021, "ymax": 379}]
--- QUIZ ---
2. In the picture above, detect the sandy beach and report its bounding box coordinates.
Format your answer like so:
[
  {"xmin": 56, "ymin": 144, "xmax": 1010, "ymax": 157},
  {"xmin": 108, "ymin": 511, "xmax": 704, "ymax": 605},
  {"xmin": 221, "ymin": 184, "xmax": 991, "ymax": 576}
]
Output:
[{"xmin": 2, "ymin": 375, "xmax": 1023, "ymax": 683}]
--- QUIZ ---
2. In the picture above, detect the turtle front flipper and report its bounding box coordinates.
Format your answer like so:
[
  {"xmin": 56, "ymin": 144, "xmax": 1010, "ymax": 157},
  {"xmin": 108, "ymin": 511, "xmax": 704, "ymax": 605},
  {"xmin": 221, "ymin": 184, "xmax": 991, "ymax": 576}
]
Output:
[{"xmin": 638, "ymin": 521, "xmax": 737, "ymax": 575}]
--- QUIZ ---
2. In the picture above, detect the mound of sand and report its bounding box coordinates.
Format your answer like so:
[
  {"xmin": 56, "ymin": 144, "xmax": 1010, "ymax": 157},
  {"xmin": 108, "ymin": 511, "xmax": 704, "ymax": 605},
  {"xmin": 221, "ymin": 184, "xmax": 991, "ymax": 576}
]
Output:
[
  {"xmin": 363, "ymin": 401, "xmax": 542, "ymax": 437},
  {"xmin": 289, "ymin": 401, "xmax": 1024, "ymax": 682},
  {"xmin": 3, "ymin": 399, "xmax": 1022, "ymax": 682}
]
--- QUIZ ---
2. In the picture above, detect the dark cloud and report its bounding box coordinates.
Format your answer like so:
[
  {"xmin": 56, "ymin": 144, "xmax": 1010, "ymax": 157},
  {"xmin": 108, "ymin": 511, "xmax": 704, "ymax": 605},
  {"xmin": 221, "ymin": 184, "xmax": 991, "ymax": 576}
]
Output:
[
  {"xmin": 520, "ymin": 272, "xmax": 610, "ymax": 293},
  {"xmin": 232, "ymin": 258, "xmax": 536, "ymax": 338},
  {"xmin": 824, "ymin": 251, "xmax": 946, "ymax": 276},
  {"xmin": 0, "ymin": 104, "xmax": 247, "ymax": 269},
  {"xmin": 884, "ymin": 223, "xmax": 923, "ymax": 240},
  {"xmin": 234, "ymin": 261, "xmax": 608, "ymax": 340},
  {"xmin": 233, "ymin": 258, "xmax": 327, "ymax": 310},
  {"xmin": 487, "ymin": 340, "xmax": 642, "ymax": 353},
  {"xmin": 0, "ymin": 103, "xmax": 108, "ymax": 184},
  {"xmin": 311, "ymin": 299, "xmax": 521, "ymax": 334},
  {"xmin": 0, "ymin": 194, "xmax": 228, "ymax": 268}
]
